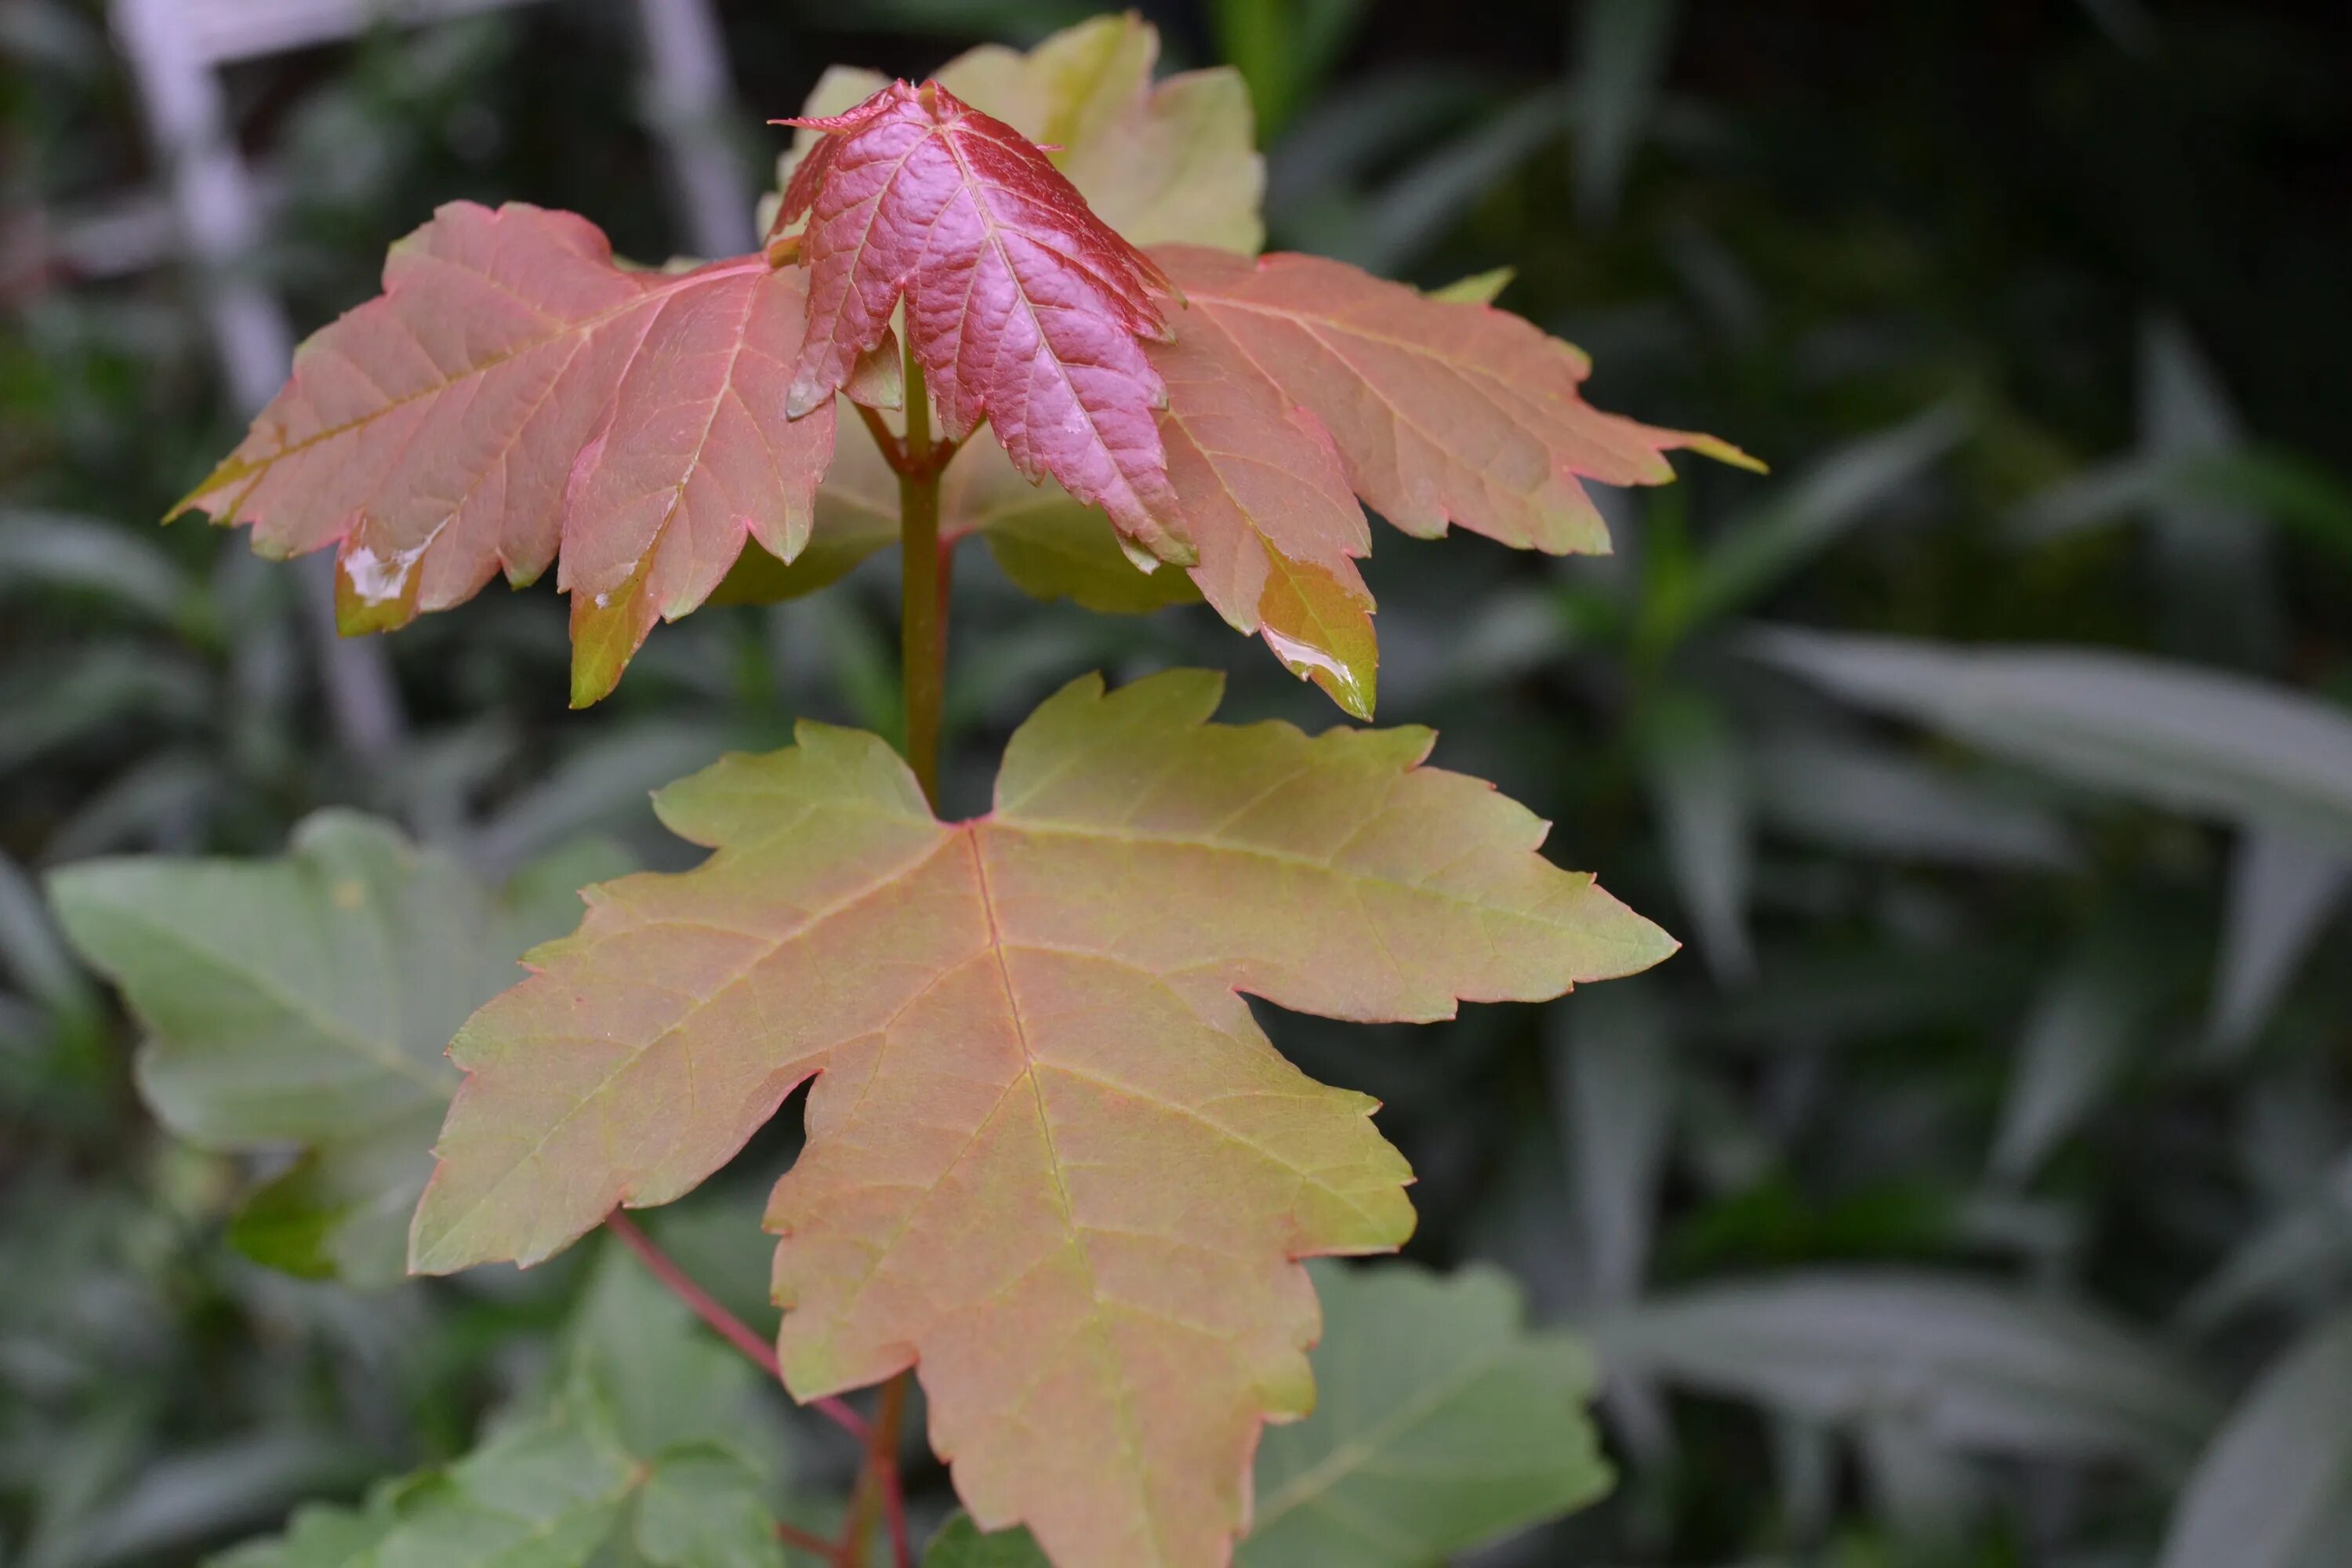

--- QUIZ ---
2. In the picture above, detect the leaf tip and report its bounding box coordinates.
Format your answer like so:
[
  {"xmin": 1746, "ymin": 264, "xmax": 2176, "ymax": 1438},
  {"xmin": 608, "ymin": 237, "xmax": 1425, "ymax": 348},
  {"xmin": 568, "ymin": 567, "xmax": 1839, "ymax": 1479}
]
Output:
[{"xmin": 1681, "ymin": 432, "xmax": 1769, "ymax": 474}]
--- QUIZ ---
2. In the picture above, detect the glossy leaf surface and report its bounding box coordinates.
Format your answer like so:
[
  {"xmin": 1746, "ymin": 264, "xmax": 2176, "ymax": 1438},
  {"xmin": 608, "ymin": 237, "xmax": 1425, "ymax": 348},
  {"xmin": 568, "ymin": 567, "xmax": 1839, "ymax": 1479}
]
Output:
[
  {"xmin": 49, "ymin": 812, "xmax": 612, "ymax": 1286},
  {"xmin": 172, "ymin": 202, "xmax": 835, "ymax": 706},
  {"xmin": 776, "ymin": 81, "xmax": 1182, "ymax": 552},
  {"xmin": 412, "ymin": 670, "xmax": 1674, "ymax": 1568}
]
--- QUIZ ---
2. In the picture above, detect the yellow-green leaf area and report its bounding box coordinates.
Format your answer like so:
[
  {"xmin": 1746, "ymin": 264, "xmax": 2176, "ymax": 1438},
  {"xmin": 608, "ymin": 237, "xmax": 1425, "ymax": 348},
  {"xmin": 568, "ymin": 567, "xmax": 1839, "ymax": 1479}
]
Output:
[{"xmin": 410, "ymin": 670, "xmax": 1673, "ymax": 1568}]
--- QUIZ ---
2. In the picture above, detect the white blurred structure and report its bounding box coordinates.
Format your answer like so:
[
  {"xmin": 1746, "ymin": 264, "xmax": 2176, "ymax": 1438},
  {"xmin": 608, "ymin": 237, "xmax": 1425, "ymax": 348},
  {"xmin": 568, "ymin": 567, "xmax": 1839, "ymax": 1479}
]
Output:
[
  {"xmin": 111, "ymin": 0, "xmax": 753, "ymax": 407},
  {"xmin": 104, "ymin": 0, "xmax": 753, "ymax": 762}
]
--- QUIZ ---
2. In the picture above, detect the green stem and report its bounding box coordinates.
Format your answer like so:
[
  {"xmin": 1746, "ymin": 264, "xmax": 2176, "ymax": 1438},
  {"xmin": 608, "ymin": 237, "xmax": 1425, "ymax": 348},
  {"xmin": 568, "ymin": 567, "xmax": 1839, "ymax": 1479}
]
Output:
[
  {"xmin": 835, "ymin": 332, "xmax": 944, "ymax": 1568},
  {"xmin": 898, "ymin": 346, "xmax": 946, "ymax": 806}
]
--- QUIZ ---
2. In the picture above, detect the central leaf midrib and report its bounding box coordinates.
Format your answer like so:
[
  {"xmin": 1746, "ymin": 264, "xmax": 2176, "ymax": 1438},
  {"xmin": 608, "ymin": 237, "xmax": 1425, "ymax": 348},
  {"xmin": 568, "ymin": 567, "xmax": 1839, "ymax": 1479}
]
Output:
[{"xmin": 962, "ymin": 829, "xmax": 1172, "ymax": 1565}]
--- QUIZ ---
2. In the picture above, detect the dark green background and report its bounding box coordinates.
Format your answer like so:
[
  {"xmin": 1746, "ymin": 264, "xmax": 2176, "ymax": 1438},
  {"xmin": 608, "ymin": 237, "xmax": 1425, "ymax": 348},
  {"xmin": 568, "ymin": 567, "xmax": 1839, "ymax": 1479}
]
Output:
[{"xmin": 5, "ymin": 2, "xmax": 2350, "ymax": 1563}]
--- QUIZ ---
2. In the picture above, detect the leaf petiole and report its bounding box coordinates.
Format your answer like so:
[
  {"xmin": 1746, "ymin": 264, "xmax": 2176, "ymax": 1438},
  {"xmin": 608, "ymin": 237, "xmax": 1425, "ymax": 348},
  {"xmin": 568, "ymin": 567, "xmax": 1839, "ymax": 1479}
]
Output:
[
  {"xmin": 897, "ymin": 343, "xmax": 949, "ymax": 807},
  {"xmin": 602, "ymin": 1209, "xmax": 869, "ymax": 1441}
]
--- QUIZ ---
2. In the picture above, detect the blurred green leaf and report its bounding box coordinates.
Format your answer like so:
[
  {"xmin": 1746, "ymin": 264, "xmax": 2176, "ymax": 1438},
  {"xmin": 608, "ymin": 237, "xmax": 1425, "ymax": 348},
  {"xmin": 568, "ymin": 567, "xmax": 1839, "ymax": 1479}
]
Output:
[
  {"xmin": 2158, "ymin": 1309, "xmax": 2352, "ymax": 1568},
  {"xmin": 1637, "ymin": 688, "xmax": 1752, "ymax": 983},
  {"xmin": 2208, "ymin": 829, "xmax": 2350, "ymax": 1056},
  {"xmin": 1210, "ymin": 0, "xmax": 1367, "ymax": 140},
  {"xmin": 924, "ymin": 1514, "xmax": 1049, "ymax": 1566},
  {"xmin": 0, "ymin": 646, "xmax": 211, "ymax": 776},
  {"xmin": 213, "ymin": 1245, "xmax": 786, "ymax": 1568},
  {"xmin": 1857, "ymin": 1414, "xmax": 1984, "ymax": 1544},
  {"xmin": 2179, "ymin": 1154, "xmax": 2352, "ymax": 1333},
  {"xmin": 1748, "ymin": 629, "xmax": 2352, "ymax": 851},
  {"xmin": 0, "ymin": 509, "xmax": 198, "ymax": 629},
  {"xmin": 1751, "ymin": 735, "xmax": 2078, "ymax": 870},
  {"xmin": 1698, "ymin": 941, "xmax": 2028, "ymax": 1051},
  {"xmin": 1242, "ymin": 1261, "xmax": 1610, "ymax": 1566},
  {"xmin": 69, "ymin": 1432, "xmax": 383, "ymax": 1568},
  {"xmin": 49, "ymin": 813, "xmax": 621, "ymax": 1285},
  {"xmin": 1682, "ymin": 406, "xmax": 1962, "ymax": 636},
  {"xmin": 0, "ymin": 848, "xmax": 96, "ymax": 1025},
  {"xmin": 1989, "ymin": 922, "xmax": 2166, "ymax": 1184},
  {"xmin": 2016, "ymin": 443, "xmax": 2352, "ymax": 568},
  {"xmin": 1569, "ymin": 0, "xmax": 1680, "ymax": 227},
  {"xmin": 470, "ymin": 721, "xmax": 728, "ymax": 873},
  {"xmin": 1352, "ymin": 93, "xmax": 1570, "ymax": 273},
  {"xmin": 2136, "ymin": 318, "xmax": 2281, "ymax": 670},
  {"xmin": 1592, "ymin": 1272, "xmax": 2222, "ymax": 1472},
  {"xmin": 1552, "ymin": 980, "xmax": 1676, "ymax": 1307}
]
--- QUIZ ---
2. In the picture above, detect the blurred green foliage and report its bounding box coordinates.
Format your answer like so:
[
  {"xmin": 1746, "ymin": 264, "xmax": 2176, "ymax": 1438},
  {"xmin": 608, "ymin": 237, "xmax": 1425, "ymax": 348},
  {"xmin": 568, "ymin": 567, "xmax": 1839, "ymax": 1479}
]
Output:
[{"xmin": 5, "ymin": 1, "xmax": 2350, "ymax": 1564}]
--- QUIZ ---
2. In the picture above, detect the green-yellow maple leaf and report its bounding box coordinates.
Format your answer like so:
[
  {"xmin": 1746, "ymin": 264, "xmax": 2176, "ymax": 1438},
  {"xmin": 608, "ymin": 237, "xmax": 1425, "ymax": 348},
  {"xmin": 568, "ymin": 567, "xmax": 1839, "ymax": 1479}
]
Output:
[{"xmin": 410, "ymin": 669, "xmax": 1673, "ymax": 1568}]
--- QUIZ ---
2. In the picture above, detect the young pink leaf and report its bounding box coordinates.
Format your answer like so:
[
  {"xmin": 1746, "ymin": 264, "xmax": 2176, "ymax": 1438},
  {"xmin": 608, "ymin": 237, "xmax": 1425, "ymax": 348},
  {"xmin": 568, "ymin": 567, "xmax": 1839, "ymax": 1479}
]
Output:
[
  {"xmin": 1155, "ymin": 245, "xmax": 1759, "ymax": 552},
  {"xmin": 1147, "ymin": 306, "xmax": 1377, "ymax": 717},
  {"xmin": 172, "ymin": 201, "xmax": 836, "ymax": 706},
  {"xmin": 1094, "ymin": 245, "xmax": 1758, "ymax": 712},
  {"xmin": 775, "ymin": 80, "xmax": 1186, "ymax": 558},
  {"xmin": 410, "ymin": 670, "xmax": 1676, "ymax": 1568}
]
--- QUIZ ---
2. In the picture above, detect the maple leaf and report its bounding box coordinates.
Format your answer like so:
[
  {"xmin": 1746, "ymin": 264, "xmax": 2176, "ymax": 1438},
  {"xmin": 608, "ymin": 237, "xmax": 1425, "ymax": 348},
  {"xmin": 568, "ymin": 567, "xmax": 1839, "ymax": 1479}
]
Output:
[
  {"xmin": 774, "ymin": 80, "xmax": 1186, "ymax": 556},
  {"xmin": 1123, "ymin": 245, "xmax": 1763, "ymax": 713},
  {"xmin": 410, "ymin": 670, "xmax": 1674, "ymax": 1568},
  {"xmin": 762, "ymin": 253, "xmax": 1755, "ymax": 720},
  {"xmin": 779, "ymin": 15, "xmax": 1264, "ymax": 256},
  {"xmin": 171, "ymin": 201, "xmax": 835, "ymax": 706},
  {"xmin": 756, "ymin": 19, "xmax": 1747, "ymax": 720}
]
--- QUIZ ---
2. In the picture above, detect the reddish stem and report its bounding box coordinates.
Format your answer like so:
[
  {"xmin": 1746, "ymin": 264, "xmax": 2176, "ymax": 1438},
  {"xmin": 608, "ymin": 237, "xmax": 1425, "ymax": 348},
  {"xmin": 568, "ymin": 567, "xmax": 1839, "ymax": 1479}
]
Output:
[
  {"xmin": 776, "ymin": 1519, "xmax": 839, "ymax": 1561},
  {"xmin": 838, "ymin": 1373, "xmax": 912, "ymax": 1568},
  {"xmin": 884, "ymin": 1382, "xmax": 908, "ymax": 1561},
  {"xmin": 604, "ymin": 1210, "xmax": 867, "ymax": 1441}
]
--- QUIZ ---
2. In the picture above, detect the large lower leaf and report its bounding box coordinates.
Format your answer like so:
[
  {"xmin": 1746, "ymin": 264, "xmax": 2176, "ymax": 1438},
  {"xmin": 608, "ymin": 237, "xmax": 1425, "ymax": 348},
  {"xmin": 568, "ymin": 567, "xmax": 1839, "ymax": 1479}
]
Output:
[
  {"xmin": 412, "ymin": 669, "xmax": 1674, "ymax": 1568},
  {"xmin": 1240, "ymin": 1261, "xmax": 1610, "ymax": 1566},
  {"xmin": 215, "ymin": 1245, "xmax": 786, "ymax": 1568},
  {"xmin": 48, "ymin": 813, "xmax": 618, "ymax": 1286},
  {"xmin": 172, "ymin": 202, "xmax": 837, "ymax": 706}
]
